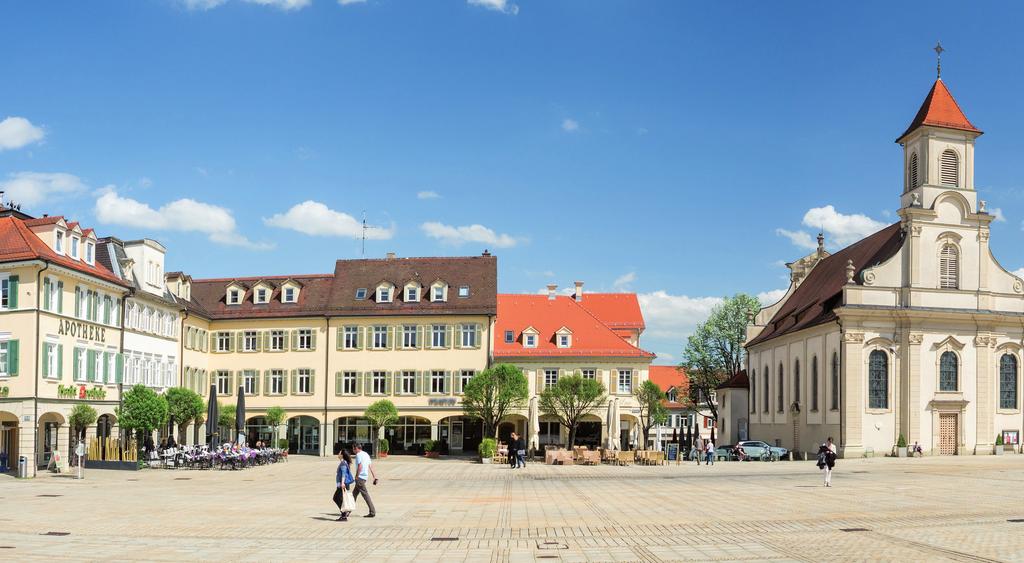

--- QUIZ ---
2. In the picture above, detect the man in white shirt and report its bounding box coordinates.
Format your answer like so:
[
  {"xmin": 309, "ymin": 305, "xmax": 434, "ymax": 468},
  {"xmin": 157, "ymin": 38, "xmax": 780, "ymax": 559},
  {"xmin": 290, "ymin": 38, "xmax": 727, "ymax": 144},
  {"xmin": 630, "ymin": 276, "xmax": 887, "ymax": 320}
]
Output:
[{"xmin": 351, "ymin": 443, "xmax": 378, "ymax": 517}]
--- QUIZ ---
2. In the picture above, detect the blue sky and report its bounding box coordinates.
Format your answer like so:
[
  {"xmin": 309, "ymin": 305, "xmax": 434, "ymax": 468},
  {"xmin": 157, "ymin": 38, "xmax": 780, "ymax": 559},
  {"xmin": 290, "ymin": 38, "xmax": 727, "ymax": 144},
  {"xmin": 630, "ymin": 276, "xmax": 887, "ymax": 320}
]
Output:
[{"xmin": 2, "ymin": 1, "xmax": 1024, "ymax": 364}]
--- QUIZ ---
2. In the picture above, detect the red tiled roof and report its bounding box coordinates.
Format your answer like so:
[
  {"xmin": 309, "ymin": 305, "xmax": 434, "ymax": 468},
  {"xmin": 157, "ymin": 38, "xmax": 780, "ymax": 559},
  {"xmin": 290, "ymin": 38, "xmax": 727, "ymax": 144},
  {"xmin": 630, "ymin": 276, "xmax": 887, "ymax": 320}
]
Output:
[
  {"xmin": 23, "ymin": 215, "xmax": 64, "ymax": 227},
  {"xmin": 717, "ymin": 370, "xmax": 749, "ymax": 390},
  {"xmin": 0, "ymin": 216, "xmax": 129, "ymax": 286},
  {"xmin": 576, "ymin": 293, "xmax": 645, "ymax": 329},
  {"xmin": 897, "ymin": 79, "xmax": 981, "ymax": 142},
  {"xmin": 494, "ymin": 294, "xmax": 654, "ymax": 358},
  {"xmin": 649, "ymin": 365, "xmax": 689, "ymax": 408},
  {"xmin": 747, "ymin": 223, "xmax": 904, "ymax": 347}
]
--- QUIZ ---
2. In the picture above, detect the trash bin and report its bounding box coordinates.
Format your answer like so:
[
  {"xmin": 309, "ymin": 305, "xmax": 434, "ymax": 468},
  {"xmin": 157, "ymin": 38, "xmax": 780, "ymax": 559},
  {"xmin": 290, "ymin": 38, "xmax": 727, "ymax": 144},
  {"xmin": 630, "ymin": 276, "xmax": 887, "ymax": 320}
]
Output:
[{"xmin": 17, "ymin": 455, "xmax": 28, "ymax": 479}]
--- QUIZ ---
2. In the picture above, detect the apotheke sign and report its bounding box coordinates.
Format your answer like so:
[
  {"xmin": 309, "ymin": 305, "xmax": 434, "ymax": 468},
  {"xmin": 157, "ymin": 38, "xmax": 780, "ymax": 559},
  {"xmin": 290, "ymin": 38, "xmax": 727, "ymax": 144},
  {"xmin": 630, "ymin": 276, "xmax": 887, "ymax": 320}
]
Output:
[{"xmin": 57, "ymin": 319, "xmax": 107, "ymax": 344}]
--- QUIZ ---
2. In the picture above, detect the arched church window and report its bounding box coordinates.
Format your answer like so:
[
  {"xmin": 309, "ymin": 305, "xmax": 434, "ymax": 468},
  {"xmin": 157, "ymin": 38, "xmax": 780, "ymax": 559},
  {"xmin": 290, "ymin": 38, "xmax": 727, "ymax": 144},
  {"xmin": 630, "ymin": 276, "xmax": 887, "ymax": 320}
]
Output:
[
  {"xmin": 831, "ymin": 351, "xmax": 839, "ymax": 410},
  {"xmin": 868, "ymin": 350, "xmax": 888, "ymax": 409},
  {"xmin": 940, "ymin": 149, "xmax": 959, "ymax": 187},
  {"xmin": 763, "ymin": 366, "xmax": 770, "ymax": 413},
  {"xmin": 939, "ymin": 351, "xmax": 958, "ymax": 392},
  {"xmin": 939, "ymin": 244, "xmax": 959, "ymax": 289},
  {"xmin": 811, "ymin": 356, "xmax": 819, "ymax": 412},
  {"xmin": 909, "ymin": 152, "xmax": 919, "ymax": 190},
  {"xmin": 777, "ymin": 363, "xmax": 784, "ymax": 413},
  {"xmin": 793, "ymin": 359, "xmax": 801, "ymax": 406},
  {"xmin": 1000, "ymin": 354, "xmax": 1018, "ymax": 410}
]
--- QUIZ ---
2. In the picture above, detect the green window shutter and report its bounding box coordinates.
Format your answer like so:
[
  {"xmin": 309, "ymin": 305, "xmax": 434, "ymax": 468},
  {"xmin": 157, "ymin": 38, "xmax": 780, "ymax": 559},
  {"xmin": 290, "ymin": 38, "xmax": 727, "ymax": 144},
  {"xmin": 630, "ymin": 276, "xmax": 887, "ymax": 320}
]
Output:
[
  {"xmin": 448, "ymin": 370, "xmax": 455, "ymax": 395},
  {"xmin": 357, "ymin": 327, "xmax": 364, "ymax": 350},
  {"xmin": 253, "ymin": 370, "xmax": 261, "ymax": 394},
  {"xmin": 335, "ymin": 372, "xmax": 343, "ymax": 395},
  {"xmin": 73, "ymin": 348, "xmax": 80, "ymax": 380},
  {"xmin": 43, "ymin": 278, "xmax": 51, "ymax": 311},
  {"xmin": 57, "ymin": 281, "xmax": 63, "ymax": 313},
  {"xmin": 536, "ymin": 370, "xmax": 544, "ymax": 393},
  {"xmin": 310, "ymin": 330, "xmax": 317, "ymax": 351},
  {"xmin": 74, "ymin": 287, "xmax": 81, "ymax": 318},
  {"xmin": 385, "ymin": 371, "xmax": 392, "ymax": 395},
  {"xmin": 631, "ymin": 371, "xmax": 638, "ymax": 393},
  {"xmin": 42, "ymin": 342, "xmax": 50, "ymax": 378},
  {"xmin": 7, "ymin": 340, "xmax": 18, "ymax": 376},
  {"xmin": 388, "ymin": 326, "xmax": 396, "ymax": 350},
  {"xmin": 103, "ymin": 352, "xmax": 110, "ymax": 381},
  {"xmin": 256, "ymin": 332, "xmax": 264, "ymax": 352},
  {"xmin": 361, "ymin": 371, "xmax": 370, "ymax": 395},
  {"xmin": 210, "ymin": 332, "xmax": 217, "ymax": 353},
  {"xmin": 290, "ymin": 330, "xmax": 298, "ymax": 351},
  {"xmin": 417, "ymin": 325, "xmax": 424, "ymax": 349},
  {"xmin": 57, "ymin": 344, "xmax": 64, "ymax": 380},
  {"xmin": 455, "ymin": 324, "xmax": 463, "ymax": 349},
  {"xmin": 262, "ymin": 370, "xmax": 270, "ymax": 395},
  {"xmin": 261, "ymin": 331, "xmax": 269, "ymax": 351},
  {"xmin": 474, "ymin": 324, "xmax": 481, "ymax": 349},
  {"xmin": 7, "ymin": 276, "xmax": 18, "ymax": 309},
  {"xmin": 236, "ymin": 332, "xmax": 243, "ymax": 352},
  {"xmin": 103, "ymin": 298, "xmax": 110, "ymax": 324},
  {"xmin": 289, "ymin": 369, "xmax": 297, "ymax": 395},
  {"xmin": 115, "ymin": 353, "xmax": 123, "ymax": 384},
  {"xmin": 86, "ymin": 350, "xmax": 96, "ymax": 382},
  {"xmin": 336, "ymin": 327, "xmax": 343, "ymax": 350},
  {"xmin": 308, "ymin": 370, "xmax": 315, "ymax": 395},
  {"xmin": 446, "ymin": 325, "xmax": 453, "ymax": 349}
]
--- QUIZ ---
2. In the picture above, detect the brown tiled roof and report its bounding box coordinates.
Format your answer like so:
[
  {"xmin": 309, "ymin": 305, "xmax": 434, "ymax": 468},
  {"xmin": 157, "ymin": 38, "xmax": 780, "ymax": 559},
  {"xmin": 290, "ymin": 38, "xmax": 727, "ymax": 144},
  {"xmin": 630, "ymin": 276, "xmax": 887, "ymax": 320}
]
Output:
[
  {"xmin": 747, "ymin": 223, "xmax": 904, "ymax": 347},
  {"xmin": 187, "ymin": 274, "xmax": 334, "ymax": 320},
  {"xmin": 897, "ymin": 79, "xmax": 981, "ymax": 142},
  {"xmin": 717, "ymin": 370, "xmax": 749, "ymax": 390},
  {"xmin": 328, "ymin": 255, "xmax": 497, "ymax": 317},
  {"xmin": 0, "ymin": 216, "xmax": 130, "ymax": 287},
  {"xmin": 23, "ymin": 215, "xmax": 64, "ymax": 227}
]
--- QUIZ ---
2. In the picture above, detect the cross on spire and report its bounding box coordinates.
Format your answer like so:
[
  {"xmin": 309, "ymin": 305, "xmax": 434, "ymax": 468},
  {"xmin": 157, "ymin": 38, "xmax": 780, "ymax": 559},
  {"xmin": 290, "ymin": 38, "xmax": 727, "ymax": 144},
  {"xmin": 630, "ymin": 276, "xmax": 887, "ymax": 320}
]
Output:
[{"xmin": 934, "ymin": 42, "xmax": 944, "ymax": 78}]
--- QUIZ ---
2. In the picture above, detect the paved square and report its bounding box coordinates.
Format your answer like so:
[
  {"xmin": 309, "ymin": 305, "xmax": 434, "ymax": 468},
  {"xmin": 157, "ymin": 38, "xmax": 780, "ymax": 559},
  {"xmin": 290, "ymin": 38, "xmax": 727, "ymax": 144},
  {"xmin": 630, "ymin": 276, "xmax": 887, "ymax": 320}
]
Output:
[{"xmin": 3, "ymin": 454, "xmax": 1024, "ymax": 561}]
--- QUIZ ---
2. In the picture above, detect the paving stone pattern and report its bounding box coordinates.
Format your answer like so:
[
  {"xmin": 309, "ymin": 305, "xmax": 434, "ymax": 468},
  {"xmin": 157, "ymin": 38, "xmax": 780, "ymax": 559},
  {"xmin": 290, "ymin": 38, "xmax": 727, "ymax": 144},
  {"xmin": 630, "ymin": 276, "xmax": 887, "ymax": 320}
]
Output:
[{"xmin": 2, "ymin": 454, "xmax": 1024, "ymax": 561}]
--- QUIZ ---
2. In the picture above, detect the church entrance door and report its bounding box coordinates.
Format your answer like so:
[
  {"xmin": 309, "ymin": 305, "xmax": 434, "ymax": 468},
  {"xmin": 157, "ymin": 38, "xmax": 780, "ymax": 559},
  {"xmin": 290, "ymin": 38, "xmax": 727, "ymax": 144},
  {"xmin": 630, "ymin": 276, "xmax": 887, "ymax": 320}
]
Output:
[{"xmin": 938, "ymin": 413, "xmax": 958, "ymax": 455}]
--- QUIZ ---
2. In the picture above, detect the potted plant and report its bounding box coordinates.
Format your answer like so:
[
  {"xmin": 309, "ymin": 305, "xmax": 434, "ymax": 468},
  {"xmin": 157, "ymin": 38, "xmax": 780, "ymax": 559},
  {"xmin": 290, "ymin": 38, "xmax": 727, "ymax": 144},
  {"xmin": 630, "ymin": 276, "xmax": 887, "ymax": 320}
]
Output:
[
  {"xmin": 995, "ymin": 433, "xmax": 1004, "ymax": 455},
  {"xmin": 378, "ymin": 438, "xmax": 390, "ymax": 458},
  {"xmin": 896, "ymin": 433, "xmax": 908, "ymax": 458},
  {"xmin": 424, "ymin": 439, "xmax": 440, "ymax": 459},
  {"xmin": 479, "ymin": 438, "xmax": 497, "ymax": 464}
]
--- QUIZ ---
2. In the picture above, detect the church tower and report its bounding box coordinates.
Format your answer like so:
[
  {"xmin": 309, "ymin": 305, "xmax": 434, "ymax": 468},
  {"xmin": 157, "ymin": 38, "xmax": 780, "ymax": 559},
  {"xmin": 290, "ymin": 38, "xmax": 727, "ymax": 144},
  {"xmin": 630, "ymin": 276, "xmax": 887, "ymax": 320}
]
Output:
[{"xmin": 896, "ymin": 76, "xmax": 983, "ymax": 213}]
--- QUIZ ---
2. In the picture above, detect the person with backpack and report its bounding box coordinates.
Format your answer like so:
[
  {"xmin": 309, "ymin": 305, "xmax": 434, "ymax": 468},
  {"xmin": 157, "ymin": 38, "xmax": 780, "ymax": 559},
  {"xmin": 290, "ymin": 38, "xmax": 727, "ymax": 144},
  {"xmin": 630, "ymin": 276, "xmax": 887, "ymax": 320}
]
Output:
[{"xmin": 816, "ymin": 437, "xmax": 837, "ymax": 487}]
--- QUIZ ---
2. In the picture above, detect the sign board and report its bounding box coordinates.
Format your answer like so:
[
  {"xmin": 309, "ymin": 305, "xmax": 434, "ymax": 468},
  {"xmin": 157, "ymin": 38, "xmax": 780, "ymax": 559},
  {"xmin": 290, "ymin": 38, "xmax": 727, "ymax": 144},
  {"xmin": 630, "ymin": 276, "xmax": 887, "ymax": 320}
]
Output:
[
  {"xmin": 666, "ymin": 442, "xmax": 679, "ymax": 461},
  {"xmin": 1003, "ymin": 430, "xmax": 1019, "ymax": 445}
]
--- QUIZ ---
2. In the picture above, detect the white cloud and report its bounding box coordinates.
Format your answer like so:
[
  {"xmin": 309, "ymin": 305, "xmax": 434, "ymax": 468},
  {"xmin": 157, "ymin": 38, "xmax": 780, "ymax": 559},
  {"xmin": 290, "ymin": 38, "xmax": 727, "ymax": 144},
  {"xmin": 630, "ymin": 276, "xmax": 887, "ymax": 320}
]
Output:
[
  {"xmin": 775, "ymin": 228, "xmax": 816, "ymax": 250},
  {"xmin": 653, "ymin": 352, "xmax": 676, "ymax": 363},
  {"xmin": 0, "ymin": 172, "xmax": 86, "ymax": 208},
  {"xmin": 561, "ymin": 118, "xmax": 579, "ymax": 132},
  {"xmin": 421, "ymin": 221, "xmax": 520, "ymax": 248},
  {"xmin": 777, "ymin": 205, "xmax": 887, "ymax": 251},
  {"xmin": 757, "ymin": 288, "xmax": 787, "ymax": 305},
  {"xmin": 417, "ymin": 190, "xmax": 440, "ymax": 200},
  {"xmin": 613, "ymin": 271, "xmax": 637, "ymax": 290},
  {"xmin": 0, "ymin": 117, "xmax": 45, "ymax": 151},
  {"xmin": 468, "ymin": 0, "xmax": 518, "ymax": 14},
  {"xmin": 243, "ymin": 0, "xmax": 311, "ymax": 9},
  {"xmin": 263, "ymin": 200, "xmax": 394, "ymax": 239},
  {"xmin": 637, "ymin": 291, "xmax": 723, "ymax": 340},
  {"xmin": 1013, "ymin": 268, "xmax": 1024, "ymax": 280},
  {"xmin": 94, "ymin": 187, "xmax": 270, "ymax": 250},
  {"xmin": 180, "ymin": 0, "xmax": 228, "ymax": 9},
  {"xmin": 991, "ymin": 207, "xmax": 1006, "ymax": 222}
]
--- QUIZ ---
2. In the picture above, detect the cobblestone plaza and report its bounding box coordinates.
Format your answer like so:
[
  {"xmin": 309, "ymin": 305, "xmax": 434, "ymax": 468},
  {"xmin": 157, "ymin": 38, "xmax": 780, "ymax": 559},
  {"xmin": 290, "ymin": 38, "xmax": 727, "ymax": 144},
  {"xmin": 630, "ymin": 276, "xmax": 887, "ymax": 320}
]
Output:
[{"xmin": 4, "ymin": 455, "xmax": 1024, "ymax": 561}]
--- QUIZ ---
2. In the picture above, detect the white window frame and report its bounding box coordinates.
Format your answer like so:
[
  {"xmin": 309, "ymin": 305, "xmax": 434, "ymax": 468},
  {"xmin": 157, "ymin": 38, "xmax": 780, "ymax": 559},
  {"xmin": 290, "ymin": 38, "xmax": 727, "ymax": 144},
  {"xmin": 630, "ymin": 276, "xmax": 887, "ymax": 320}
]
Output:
[
  {"xmin": 372, "ymin": 371, "xmax": 387, "ymax": 395},
  {"xmin": 460, "ymin": 369, "xmax": 474, "ymax": 391},
  {"xmin": 217, "ymin": 332, "xmax": 231, "ymax": 352},
  {"xmin": 243, "ymin": 370, "xmax": 257, "ymax": 395},
  {"xmin": 243, "ymin": 330, "xmax": 258, "ymax": 352},
  {"xmin": 460, "ymin": 324, "xmax": 476, "ymax": 348},
  {"xmin": 372, "ymin": 326, "xmax": 388, "ymax": 349},
  {"xmin": 0, "ymin": 276, "xmax": 9, "ymax": 310},
  {"xmin": 0, "ymin": 341, "xmax": 9, "ymax": 378},
  {"xmin": 55, "ymin": 230, "xmax": 64, "ymax": 254},
  {"xmin": 558, "ymin": 334, "xmax": 571, "ymax": 348},
  {"xmin": 524, "ymin": 333, "xmax": 537, "ymax": 348},
  {"xmin": 430, "ymin": 370, "xmax": 446, "ymax": 394},
  {"xmin": 544, "ymin": 369, "xmax": 559, "ymax": 387},
  {"xmin": 618, "ymin": 369, "xmax": 633, "ymax": 394},
  {"xmin": 458, "ymin": 285, "xmax": 469, "ymax": 298},
  {"xmin": 270, "ymin": 330, "xmax": 286, "ymax": 351},
  {"xmin": 228, "ymin": 289, "xmax": 241, "ymax": 305},
  {"xmin": 402, "ymin": 325, "xmax": 417, "ymax": 348},
  {"xmin": 85, "ymin": 241, "xmax": 95, "ymax": 265},
  {"xmin": 432, "ymin": 284, "xmax": 446, "ymax": 302},
  {"xmin": 297, "ymin": 329, "xmax": 313, "ymax": 350},
  {"xmin": 581, "ymin": 368, "xmax": 596, "ymax": 380},
  {"xmin": 377, "ymin": 286, "xmax": 392, "ymax": 303},
  {"xmin": 401, "ymin": 370, "xmax": 416, "ymax": 394},
  {"xmin": 256, "ymin": 288, "xmax": 268, "ymax": 303},
  {"xmin": 45, "ymin": 342, "xmax": 57, "ymax": 379},
  {"xmin": 341, "ymin": 371, "xmax": 357, "ymax": 395},
  {"xmin": 270, "ymin": 370, "xmax": 285, "ymax": 395},
  {"xmin": 94, "ymin": 349, "xmax": 104, "ymax": 384},
  {"xmin": 431, "ymin": 324, "xmax": 447, "ymax": 348},
  {"xmin": 217, "ymin": 371, "xmax": 230, "ymax": 395},
  {"xmin": 405, "ymin": 286, "xmax": 419, "ymax": 302},
  {"xmin": 70, "ymin": 237, "xmax": 80, "ymax": 259},
  {"xmin": 283, "ymin": 286, "xmax": 296, "ymax": 303},
  {"xmin": 354, "ymin": 288, "xmax": 367, "ymax": 300},
  {"xmin": 343, "ymin": 326, "xmax": 358, "ymax": 350},
  {"xmin": 297, "ymin": 369, "xmax": 312, "ymax": 394}
]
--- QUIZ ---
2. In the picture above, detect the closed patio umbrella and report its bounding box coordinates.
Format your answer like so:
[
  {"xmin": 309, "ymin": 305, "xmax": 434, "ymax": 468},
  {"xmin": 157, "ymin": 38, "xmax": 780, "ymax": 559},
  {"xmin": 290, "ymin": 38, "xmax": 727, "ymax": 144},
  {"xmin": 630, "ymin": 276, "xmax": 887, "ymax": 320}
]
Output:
[
  {"xmin": 528, "ymin": 397, "xmax": 540, "ymax": 453},
  {"xmin": 605, "ymin": 399, "xmax": 615, "ymax": 449},
  {"xmin": 236, "ymin": 386, "xmax": 246, "ymax": 446},
  {"xmin": 611, "ymin": 399, "xmax": 621, "ymax": 450},
  {"xmin": 206, "ymin": 385, "xmax": 218, "ymax": 449}
]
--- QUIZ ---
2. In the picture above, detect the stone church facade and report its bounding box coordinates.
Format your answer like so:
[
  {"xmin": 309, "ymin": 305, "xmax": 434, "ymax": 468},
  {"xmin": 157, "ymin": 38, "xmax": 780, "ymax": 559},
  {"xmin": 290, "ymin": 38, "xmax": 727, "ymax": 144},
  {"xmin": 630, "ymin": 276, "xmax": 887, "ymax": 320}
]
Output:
[{"xmin": 744, "ymin": 76, "xmax": 1023, "ymax": 458}]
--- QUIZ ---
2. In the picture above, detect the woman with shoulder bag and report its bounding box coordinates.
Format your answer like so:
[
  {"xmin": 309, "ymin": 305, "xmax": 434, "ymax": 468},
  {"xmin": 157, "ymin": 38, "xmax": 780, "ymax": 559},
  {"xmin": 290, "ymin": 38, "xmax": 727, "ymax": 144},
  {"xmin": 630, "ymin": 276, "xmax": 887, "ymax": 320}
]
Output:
[{"xmin": 333, "ymin": 451, "xmax": 356, "ymax": 521}]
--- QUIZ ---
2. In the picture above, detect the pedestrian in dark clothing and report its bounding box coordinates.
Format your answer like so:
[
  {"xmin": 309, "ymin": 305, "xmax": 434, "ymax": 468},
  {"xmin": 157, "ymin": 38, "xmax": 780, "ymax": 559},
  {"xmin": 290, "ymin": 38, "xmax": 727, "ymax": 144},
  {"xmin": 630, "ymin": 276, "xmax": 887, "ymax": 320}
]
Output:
[
  {"xmin": 509, "ymin": 433, "xmax": 520, "ymax": 468},
  {"xmin": 816, "ymin": 437, "xmax": 837, "ymax": 487}
]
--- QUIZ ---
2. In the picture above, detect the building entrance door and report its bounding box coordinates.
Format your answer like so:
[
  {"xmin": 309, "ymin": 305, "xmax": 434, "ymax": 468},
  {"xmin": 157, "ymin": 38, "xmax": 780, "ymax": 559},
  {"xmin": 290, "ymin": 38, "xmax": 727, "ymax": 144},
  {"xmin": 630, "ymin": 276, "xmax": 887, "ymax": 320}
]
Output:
[
  {"xmin": 938, "ymin": 413, "xmax": 958, "ymax": 455},
  {"xmin": 451, "ymin": 421, "xmax": 463, "ymax": 451}
]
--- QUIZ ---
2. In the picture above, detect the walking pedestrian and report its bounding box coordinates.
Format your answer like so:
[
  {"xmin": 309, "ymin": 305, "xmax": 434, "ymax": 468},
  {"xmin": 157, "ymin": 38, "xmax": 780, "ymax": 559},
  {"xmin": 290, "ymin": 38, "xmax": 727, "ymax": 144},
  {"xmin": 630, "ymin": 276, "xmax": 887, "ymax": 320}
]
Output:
[
  {"xmin": 705, "ymin": 438, "xmax": 715, "ymax": 465},
  {"xmin": 693, "ymin": 437, "xmax": 704, "ymax": 465},
  {"xmin": 351, "ymin": 442, "xmax": 379, "ymax": 517},
  {"xmin": 816, "ymin": 437, "xmax": 837, "ymax": 487},
  {"xmin": 332, "ymin": 451, "xmax": 355, "ymax": 521},
  {"xmin": 515, "ymin": 435, "xmax": 526, "ymax": 469},
  {"xmin": 509, "ymin": 433, "xmax": 519, "ymax": 469}
]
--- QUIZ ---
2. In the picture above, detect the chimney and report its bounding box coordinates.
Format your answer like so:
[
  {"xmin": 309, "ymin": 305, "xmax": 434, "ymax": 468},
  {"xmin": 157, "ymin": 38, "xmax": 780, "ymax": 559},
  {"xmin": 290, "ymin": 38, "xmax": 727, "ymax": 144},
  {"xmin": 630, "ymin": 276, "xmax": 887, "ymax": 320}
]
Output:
[
  {"xmin": 385, "ymin": 252, "xmax": 396, "ymax": 260},
  {"xmin": 546, "ymin": 284, "xmax": 558, "ymax": 300},
  {"xmin": 574, "ymin": 281, "xmax": 584, "ymax": 302},
  {"xmin": 482, "ymin": 249, "xmax": 491, "ymax": 256}
]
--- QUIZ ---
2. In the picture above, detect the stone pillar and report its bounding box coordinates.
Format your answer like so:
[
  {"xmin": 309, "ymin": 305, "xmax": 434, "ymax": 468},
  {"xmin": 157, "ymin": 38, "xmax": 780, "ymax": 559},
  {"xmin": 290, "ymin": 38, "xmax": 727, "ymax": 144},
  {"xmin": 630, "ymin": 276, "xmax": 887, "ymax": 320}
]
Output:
[
  {"xmin": 323, "ymin": 421, "xmax": 335, "ymax": 457},
  {"xmin": 56, "ymin": 423, "xmax": 69, "ymax": 470},
  {"xmin": 840, "ymin": 331, "xmax": 865, "ymax": 458},
  {"xmin": 906, "ymin": 333, "xmax": 923, "ymax": 445},
  {"xmin": 21, "ymin": 422, "xmax": 37, "ymax": 478},
  {"xmin": 974, "ymin": 334, "xmax": 994, "ymax": 454}
]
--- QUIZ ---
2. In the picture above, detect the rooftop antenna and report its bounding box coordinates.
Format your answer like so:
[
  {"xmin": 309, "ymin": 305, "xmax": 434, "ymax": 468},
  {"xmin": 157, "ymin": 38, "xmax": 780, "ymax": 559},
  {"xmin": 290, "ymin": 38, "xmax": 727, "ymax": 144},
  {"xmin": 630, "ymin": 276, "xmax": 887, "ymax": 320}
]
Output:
[
  {"xmin": 934, "ymin": 41, "xmax": 944, "ymax": 79},
  {"xmin": 360, "ymin": 211, "xmax": 379, "ymax": 258}
]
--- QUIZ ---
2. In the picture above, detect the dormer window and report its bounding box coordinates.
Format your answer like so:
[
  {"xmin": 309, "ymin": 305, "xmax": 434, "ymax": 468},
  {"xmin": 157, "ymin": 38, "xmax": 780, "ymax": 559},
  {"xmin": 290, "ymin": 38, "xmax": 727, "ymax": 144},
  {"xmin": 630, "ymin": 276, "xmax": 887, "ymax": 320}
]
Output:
[
  {"xmin": 458, "ymin": 285, "xmax": 470, "ymax": 298},
  {"xmin": 377, "ymin": 284, "xmax": 393, "ymax": 303},
  {"xmin": 255, "ymin": 288, "xmax": 269, "ymax": 304},
  {"xmin": 70, "ymin": 237, "xmax": 80, "ymax": 259},
  {"xmin": 355, "ymin": 288, "xmax": 367, "ymax": 300},
  {"xmin": 85, "ymin": 242, "xmax": 95, "ymax": 265},
  {"xmin": 55, "ymin": 231, "xmax": 64, "ymax": 254},
  {"xmin": 228, "ymin": 289, "xmax": 241, "ymax": 305},
  {"xmin": 667, "ymin": 389, "xmax": 677, "ymax": 402},
  {"xmin": 558, "ymin": 334, "xmax": 571, "ymax": 348},
  {"xmin": 405, "ymin": 285, "xmax": 419, "ymax": 302},
  {"xmin": 431, "ymin": 282, "xmax": 447, "ymax": 302},
  {"xmin": 525, "ymin": 334, "xmax": 537, "ymax": 348}
]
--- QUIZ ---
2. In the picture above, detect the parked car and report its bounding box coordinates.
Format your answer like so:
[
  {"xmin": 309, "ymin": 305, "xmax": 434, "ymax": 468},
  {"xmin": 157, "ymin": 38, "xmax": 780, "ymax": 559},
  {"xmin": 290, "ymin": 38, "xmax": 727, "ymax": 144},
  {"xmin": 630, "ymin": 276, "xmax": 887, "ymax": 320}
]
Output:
[
  {"xmin": 737, "ymin": 440, "xmax": 788, "ymax": 461},
  {"xmin": 714, "ymin": 445, "xmax": 735, "ymax": 461}
]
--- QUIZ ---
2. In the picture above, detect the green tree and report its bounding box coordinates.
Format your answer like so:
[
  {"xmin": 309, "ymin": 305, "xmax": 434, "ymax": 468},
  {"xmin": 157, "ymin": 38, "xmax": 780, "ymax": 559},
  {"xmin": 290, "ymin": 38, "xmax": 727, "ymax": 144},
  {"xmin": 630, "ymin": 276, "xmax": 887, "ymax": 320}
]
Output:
[
  {"xmin": 364, "ymin": 399, "xmax": 399, "ymax": 458},
  {"xmin": 68, "ymin": 404, "xmax": 98, "ymax": 439},
  {"xmin": 165, "ymin": 387, "xmax": 204, "ymax": 444},
  {"xmin": 681, "ymin": 293, "xmax": 760, "ymax": 421},
  {"xmin": 461, "ymin": 363, "xmax": 529, "ymax": 439},
  {"xmin": 539, "ymin": 373, "xmax": 606, "ymax": 448},
  {"xmin": 265, "ymin": 406, "xmax": 286, "ymax": 442},
  {"xmin": 117, "ymin": 384, "xmax": 169, "ymax": 445},
  {"xmin": 633, "ymin": 380, "xmax": 668, "ymax": 450},
  {"xmin": 217, "ymin": 403, "xmax": 237, "ymax": 433}
]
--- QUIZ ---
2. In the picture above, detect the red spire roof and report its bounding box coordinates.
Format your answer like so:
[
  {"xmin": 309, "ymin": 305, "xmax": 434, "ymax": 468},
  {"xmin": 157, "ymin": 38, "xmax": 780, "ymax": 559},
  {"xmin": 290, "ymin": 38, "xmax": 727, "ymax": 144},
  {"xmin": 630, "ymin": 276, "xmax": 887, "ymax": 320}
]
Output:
[{"xmin": 897, "ymin": 79, "xmax": 981, "ymax": 142}]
